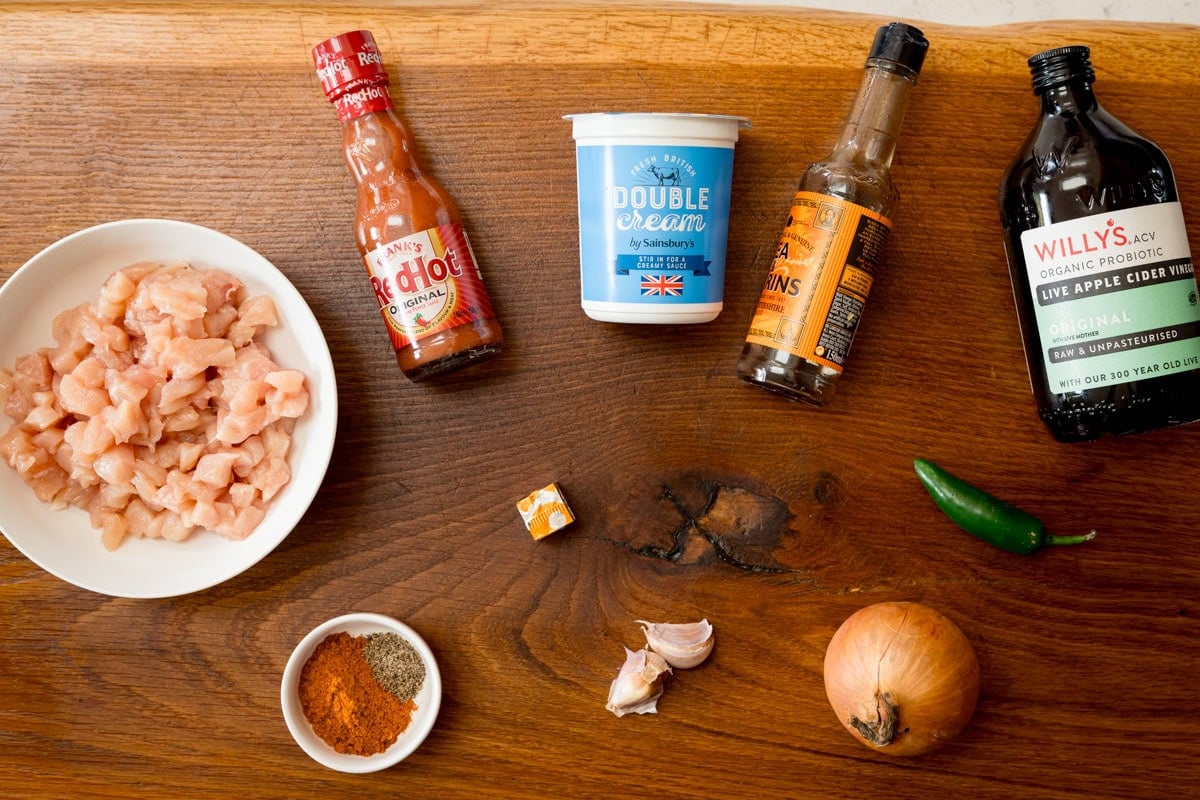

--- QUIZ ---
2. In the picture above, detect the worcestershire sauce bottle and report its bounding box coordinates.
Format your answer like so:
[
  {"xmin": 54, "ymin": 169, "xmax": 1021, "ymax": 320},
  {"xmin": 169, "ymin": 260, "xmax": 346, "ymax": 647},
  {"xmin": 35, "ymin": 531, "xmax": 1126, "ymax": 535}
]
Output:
[
  {"xmin": 738, "ymin": 23, "xmax": 928, "ymax": 406},
  {"xmin": 1000, "ymin": 46, "xmax": 1200, "ymax": 442}
]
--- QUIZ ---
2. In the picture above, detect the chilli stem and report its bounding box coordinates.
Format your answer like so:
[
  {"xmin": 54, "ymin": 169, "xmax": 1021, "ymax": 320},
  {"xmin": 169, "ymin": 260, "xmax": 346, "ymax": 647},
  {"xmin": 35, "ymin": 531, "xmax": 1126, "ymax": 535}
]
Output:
[{"xmin": 1045, "ymin": 529, "xmax": 1097, "ymax": 547}]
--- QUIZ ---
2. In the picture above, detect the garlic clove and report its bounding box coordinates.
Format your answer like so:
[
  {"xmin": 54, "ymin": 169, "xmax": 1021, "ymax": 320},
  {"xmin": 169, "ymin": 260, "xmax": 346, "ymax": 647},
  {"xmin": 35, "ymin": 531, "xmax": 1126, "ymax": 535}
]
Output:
[
  {"xmin": 605, "ymin": 647, "xmax": 672, "ymax": 717},
  {"xmin": 637, "ymin": 619, "xmax": 715, "ymax": 669}
]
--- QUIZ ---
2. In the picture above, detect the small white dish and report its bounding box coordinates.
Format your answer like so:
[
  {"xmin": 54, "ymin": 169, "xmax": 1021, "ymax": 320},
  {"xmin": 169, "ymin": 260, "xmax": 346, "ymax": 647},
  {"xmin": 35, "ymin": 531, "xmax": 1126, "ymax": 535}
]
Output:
[
  {"xmin": 0, "ymin": 219, "xmax": 337, "ymax": 598},
  {"xmin": 281, "ymin": 613, "xmax": 442, "ymax": 773}
]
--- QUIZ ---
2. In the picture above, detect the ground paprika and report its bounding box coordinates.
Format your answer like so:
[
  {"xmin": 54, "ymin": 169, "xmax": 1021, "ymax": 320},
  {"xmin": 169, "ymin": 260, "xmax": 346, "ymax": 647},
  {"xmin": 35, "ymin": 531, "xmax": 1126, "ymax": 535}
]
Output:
[{"xmin": 298, "ymin": 631, "xmax": 416, "ymax": 755}]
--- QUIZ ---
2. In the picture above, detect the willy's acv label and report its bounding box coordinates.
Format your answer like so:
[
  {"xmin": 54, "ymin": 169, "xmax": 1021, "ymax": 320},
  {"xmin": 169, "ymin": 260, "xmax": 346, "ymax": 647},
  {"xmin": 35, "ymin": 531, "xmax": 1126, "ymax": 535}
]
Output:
[
  {"xmin": 364, "ymin": 223, "xmax": 497, "ymax": 351},
  {"xmin": 1020, "ymin": 202, "xmax": 1200, "ymax": 393},
  {"xmin": 575, "ymin": 144, "xmax": 734, "ymax": 304}
]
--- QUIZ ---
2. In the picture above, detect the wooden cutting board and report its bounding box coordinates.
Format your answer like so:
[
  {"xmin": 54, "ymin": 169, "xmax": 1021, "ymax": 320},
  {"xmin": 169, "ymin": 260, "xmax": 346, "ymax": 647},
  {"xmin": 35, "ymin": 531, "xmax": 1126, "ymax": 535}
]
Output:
[{"xmin": 2, "ymin": 2, "xmax": 1199, "ymax": 798}]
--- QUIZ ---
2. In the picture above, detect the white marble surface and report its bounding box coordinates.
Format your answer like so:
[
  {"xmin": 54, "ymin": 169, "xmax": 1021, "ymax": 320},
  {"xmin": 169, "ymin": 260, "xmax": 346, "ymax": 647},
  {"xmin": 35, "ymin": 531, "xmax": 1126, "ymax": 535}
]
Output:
[{"xmin": 702, "ymin": 0, "xmax": 1198, "ymax": 26}]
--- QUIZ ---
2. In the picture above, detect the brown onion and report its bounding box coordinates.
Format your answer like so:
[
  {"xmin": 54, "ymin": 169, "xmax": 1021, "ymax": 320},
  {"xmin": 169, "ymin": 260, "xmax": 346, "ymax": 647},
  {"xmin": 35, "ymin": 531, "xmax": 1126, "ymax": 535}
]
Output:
[{"xmin": 823, "ymin": 601, "xmax": 980, "ymax": 757}]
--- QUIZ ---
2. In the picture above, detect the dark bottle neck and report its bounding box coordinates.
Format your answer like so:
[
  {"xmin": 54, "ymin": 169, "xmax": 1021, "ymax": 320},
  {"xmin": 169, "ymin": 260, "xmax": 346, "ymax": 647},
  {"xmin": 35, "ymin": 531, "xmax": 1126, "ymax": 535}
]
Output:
[
  {"xmin": 1029, "ymin": 46, "xmax": 1098, "ymax": 117},
  {"xmin": 1037, "ymin": 80, "xmax": 1099, "ymax": 116}
]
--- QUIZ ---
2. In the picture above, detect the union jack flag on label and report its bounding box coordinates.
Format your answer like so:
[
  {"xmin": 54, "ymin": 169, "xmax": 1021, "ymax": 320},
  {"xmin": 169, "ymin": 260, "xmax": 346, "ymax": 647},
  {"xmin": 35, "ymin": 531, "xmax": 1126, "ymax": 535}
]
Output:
[{"xmin": 640, "ymin": 274, "xmax": 684, "ymax": 297}]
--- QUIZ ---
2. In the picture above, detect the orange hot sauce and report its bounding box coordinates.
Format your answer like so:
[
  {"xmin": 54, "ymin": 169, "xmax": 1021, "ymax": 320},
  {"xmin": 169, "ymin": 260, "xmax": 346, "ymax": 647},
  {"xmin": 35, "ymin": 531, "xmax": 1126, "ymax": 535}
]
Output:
[{"xmin": 313, "ymin": 30, "xmax": 503, "ymax": 381}]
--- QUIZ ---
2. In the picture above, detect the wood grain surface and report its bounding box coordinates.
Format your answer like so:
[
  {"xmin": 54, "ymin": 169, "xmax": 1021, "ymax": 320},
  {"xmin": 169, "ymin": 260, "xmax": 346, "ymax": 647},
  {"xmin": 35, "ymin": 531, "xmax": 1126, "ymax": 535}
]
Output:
[{"xmin": 2, "ymin": 2, "xmax": 1199, "ymax": 797}]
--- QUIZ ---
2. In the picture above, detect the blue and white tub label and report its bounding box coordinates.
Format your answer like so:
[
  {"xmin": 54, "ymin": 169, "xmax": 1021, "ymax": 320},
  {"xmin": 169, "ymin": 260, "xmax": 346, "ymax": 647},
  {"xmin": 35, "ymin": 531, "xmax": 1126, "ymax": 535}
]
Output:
[{"xmin": 575, "ymin": 144, "xmax": 734, "ymax": 304}]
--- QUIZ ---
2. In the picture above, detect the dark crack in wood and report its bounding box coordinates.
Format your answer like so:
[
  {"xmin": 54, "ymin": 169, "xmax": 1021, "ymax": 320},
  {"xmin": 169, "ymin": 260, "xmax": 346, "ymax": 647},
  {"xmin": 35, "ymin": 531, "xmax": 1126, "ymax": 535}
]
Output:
[{"xmin": 624, "ymin": 481, "xmax": 789, "ymax": 574}]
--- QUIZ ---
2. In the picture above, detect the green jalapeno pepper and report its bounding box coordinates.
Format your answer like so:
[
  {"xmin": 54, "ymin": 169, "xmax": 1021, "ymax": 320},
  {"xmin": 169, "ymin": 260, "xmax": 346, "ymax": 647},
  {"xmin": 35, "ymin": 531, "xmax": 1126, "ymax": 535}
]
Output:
[{"xmin": 913, "ymin": 458, "xmax": 1095, "ymax": 555}]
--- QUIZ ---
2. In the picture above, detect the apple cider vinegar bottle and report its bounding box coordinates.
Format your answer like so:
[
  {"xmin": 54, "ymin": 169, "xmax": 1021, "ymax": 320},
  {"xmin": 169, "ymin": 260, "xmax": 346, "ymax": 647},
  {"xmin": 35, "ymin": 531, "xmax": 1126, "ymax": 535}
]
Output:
[{"xmin": 1000, "ymin": 45, "xmax": 1200, "ymax": 442}]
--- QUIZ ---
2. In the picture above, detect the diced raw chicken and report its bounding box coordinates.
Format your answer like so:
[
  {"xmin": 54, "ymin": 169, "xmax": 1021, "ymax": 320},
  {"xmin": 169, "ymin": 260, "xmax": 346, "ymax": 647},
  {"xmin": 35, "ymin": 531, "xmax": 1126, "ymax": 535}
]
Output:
[
  {"xmin": 227, "ymin": 295, "xmax": 278, "ymax": 347},
  {"xmin": 58, "ymin": 370, "xmax": 108, "ymax": 417},
  {"xmin": 31, "ymin": 427, "xmax": 65, "ymax": 454},
  {"xmin": 139, "ymin": 319, "xmax": 175, "ymax": 360},
  {"xmin": 220, "ymin": 504, "xmax": 266, "ymax": 540},
  {"xmin": 230, "ymin": 435, "xmax": 265, "ymax": 477},
  {"xmin": 72, "ymin": 356, "xmax": 106, "ymax": 388},
  {"xmin": 135, "ymin": 456, "xmax": 168, "ymax": 489},
  {"xmin": 61, "ymin": 482, "xmax": 99, "ymax": 511},
  {"xmin": 48, "ymin": 307, "xmax": 93, "ymax": 373},
  {"xmin": 98, "ymin": 481, "xmax": 135, "ymax": 510},
  {"xmin": 159, "ymin": 374, "xmax": 206, "ymax": 413},
  {"xmin": 200, "ymin": 270, "xmax": 243, "ymax": 337},
  {"xmin": 76, "ymin": 305, "xmax": 129, "ymax": 353},
  {"xmin": 163, "ymin": 406, "xmax": 201, "ymax": 433},
  {"xmin": 73, "ymin": 415, "xmax": 116, "ymax": 463},
  {"xmin": 88, "ymin": 343, "xmax": 134, "ymax": 372},
  {"xmin": 193, "ymin": 452, "xmax": 240, "ymax": 487},
  {"xmin": 0, "ymin": 368, "xmax": 13, "ymax": 409},
  {"xmin": 0, "ymin": 261, "xmax": 308, "ymax": 549},
  {"xmin": 228, "ymin": 482, "xmax": 257, "ymax": 509},
  {"xmin": 212, "ymin": 345, "xmax": 308, "ymax": 444},
  {"xmin": 23, "ymin": 401, "xmax": 65, "ymax": 432},
  {"xmin": 106, "ymin": 365, "xmax": 161, "ymax": 405},
  {"xmin": 0, "ymin": 426, "xmax": 35, "ymax": 471},
  {"xmin": 214, "ymin": 406, "xmax": 268, "ymax": 445},
  {"xmin": 237, "ymin": 295, "xmax": 277, "ymax": 327},
  {"xmin": 260, "ymin": 421, "xmax": 293, "ymax": 459},
  {"xmin": 47, "ymin": 346, "xmax": 84, "ymax": 376},
  {"xmin": 161, "ymin": 337, "xmax": 236, "ymax": 380},
  {"xmin": 128, "ymin": 411, "xmax": 165, "ymax": 449},
  {"xmin": 119, "ymin": 261, "xmax": 161, "ymax": 285},
  {"xmin": 203, "ymin": 305, "xmax": 239, "ymax": 339},
  {"xmin": 13, "ymin": 351, "xmax": 53, "ymax": 396},
  {"xmin": 98, "ymin": 511, "xmax": 128, "ymax": 550},
  {"xmin": 147, "ymin": 268, "xmax": 208, "ymax": 322},
  {"xmin": 264, "ymin": 370, "xmax": 303, "ymax": 395},
  {"xmin": 178, "ymin": 441, "xmax": 204, "ymax": 472},
  {"xmin": 92, "ymin": 444, "xmax": 136, "ymax": 486},
  {"xmin": 4, "ymin": 388, "xmax": 32, "ymax": 422},
  {"xmin": 250, "ymin": 456, "xmax": 290, "ymax": 503},
  {"xmin": 106, "ymin": 399, "xmax": 147, "ymax": 444},
  {"xmin": 122, "ymin": 498, "xmax": 157, "ymax": 538},
  {"xmin": 159, "ymin": 511, "xmax": 193, "ymax": 542},
  {"xmin": 186, "ymin": 499, "xmax": 220, "ymax": 531},
  {"xmin": 97, "ymin": 269, "xmax": 138, "ymax": 322},
  {"xmin": 264, "ymin": 370, "xmax": 309, "ymax": 419},
  {"xmin": 25, "ymin": 458, "xmax": 69, "ymax": 505}
]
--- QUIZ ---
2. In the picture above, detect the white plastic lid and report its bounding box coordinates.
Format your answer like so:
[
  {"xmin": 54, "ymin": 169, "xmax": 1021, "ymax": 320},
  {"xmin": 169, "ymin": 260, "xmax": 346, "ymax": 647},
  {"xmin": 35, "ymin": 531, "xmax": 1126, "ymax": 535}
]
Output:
[{"xmin": 565, "ymin": 112, "xmax": 751, "ymax": 145}]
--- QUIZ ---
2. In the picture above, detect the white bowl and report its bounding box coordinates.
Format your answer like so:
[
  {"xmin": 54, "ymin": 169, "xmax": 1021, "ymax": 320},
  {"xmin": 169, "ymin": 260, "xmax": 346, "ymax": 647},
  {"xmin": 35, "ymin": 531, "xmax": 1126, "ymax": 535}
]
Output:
[
  {"xmin": 281, "ymin": 613, "xmax": 443, "ymax": 773},
  {"xmin": 0, "ymin": 219, "xmax": 337, "ymax": 598}
]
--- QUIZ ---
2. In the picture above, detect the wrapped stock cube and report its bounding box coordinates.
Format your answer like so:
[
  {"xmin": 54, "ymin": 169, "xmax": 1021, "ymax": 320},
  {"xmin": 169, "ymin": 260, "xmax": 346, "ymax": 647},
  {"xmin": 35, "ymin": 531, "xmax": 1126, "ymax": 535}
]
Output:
[{"xmin": 517, "ymin": 483, "xmax": 575, "ymax": 540}]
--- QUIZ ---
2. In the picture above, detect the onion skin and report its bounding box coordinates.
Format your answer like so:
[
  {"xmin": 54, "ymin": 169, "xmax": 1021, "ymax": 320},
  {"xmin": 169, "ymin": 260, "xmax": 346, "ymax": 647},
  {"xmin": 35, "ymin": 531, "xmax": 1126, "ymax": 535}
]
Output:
[{"xmin": 823, "ymin": 601, "xmax": 980, "ymax": 757}]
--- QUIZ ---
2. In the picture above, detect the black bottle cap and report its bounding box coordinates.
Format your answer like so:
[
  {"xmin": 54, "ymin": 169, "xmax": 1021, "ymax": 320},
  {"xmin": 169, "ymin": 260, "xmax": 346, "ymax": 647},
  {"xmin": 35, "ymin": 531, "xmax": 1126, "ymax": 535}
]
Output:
[
  {"xmin": 867, "ymin": 22, "xmax": 929, "ymax": 76},
  {"xmin": 1028, "ymin": 45, "xmax": 1095, "ymax": 93}
]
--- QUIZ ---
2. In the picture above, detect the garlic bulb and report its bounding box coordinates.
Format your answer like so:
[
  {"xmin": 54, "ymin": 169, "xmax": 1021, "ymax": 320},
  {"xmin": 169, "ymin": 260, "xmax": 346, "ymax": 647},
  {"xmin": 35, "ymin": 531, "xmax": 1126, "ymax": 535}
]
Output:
[
  {"xmin": 605, "ymin": 647, "xmax": 672, "ymax": 717},
  {"xmin": 638, "ymin": 619, "xmax": 715, "ymax": 669}
]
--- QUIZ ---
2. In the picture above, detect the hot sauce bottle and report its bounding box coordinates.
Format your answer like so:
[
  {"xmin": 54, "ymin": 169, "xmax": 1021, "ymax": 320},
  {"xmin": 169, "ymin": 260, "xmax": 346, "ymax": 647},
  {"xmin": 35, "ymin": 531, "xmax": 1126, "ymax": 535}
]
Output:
[
  {"xmin": 1000, "ymin": 45, "xmax": 1200, "ymax": 442},
  {"xmin": 737, "ymin": 23, "xmax": 928, "ymax": 406},
  {"xmin": 312, "ymin": 30, "xmax": 502, "ymax": 381}
]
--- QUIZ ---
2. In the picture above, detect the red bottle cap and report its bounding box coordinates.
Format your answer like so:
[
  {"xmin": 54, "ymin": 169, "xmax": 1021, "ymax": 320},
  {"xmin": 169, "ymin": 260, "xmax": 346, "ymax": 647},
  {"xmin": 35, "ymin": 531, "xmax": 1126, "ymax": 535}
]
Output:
[{"xmin": 312, "ymin": 30, "xmax": 394, "ymax": 122}]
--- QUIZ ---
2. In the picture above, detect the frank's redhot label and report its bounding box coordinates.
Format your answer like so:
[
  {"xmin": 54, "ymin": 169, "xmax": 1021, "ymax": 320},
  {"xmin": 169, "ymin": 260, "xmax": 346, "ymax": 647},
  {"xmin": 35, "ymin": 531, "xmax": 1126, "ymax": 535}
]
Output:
[{"xmin": 364, "ymin": 223, "xmax": 497, "ymax": 351}]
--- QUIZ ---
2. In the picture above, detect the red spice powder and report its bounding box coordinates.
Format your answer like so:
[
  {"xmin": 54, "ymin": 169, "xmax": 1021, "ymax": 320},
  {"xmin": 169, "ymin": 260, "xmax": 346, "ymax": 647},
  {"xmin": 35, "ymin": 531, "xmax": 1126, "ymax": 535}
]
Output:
[{"xmin": 298, "ymin": 631, "xmax": 416, "ymax": 755}]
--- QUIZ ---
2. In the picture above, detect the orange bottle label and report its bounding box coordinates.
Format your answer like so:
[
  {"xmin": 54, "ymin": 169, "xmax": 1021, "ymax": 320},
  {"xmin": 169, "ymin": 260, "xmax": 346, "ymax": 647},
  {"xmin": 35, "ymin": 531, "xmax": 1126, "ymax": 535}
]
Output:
[
  {"xmin": 363, "ymin": 223, "xmax": 497, "ymax": 351},
  {"xmin": 744, "ymin": 191, "xmax": 891, "ymax": 372}
]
